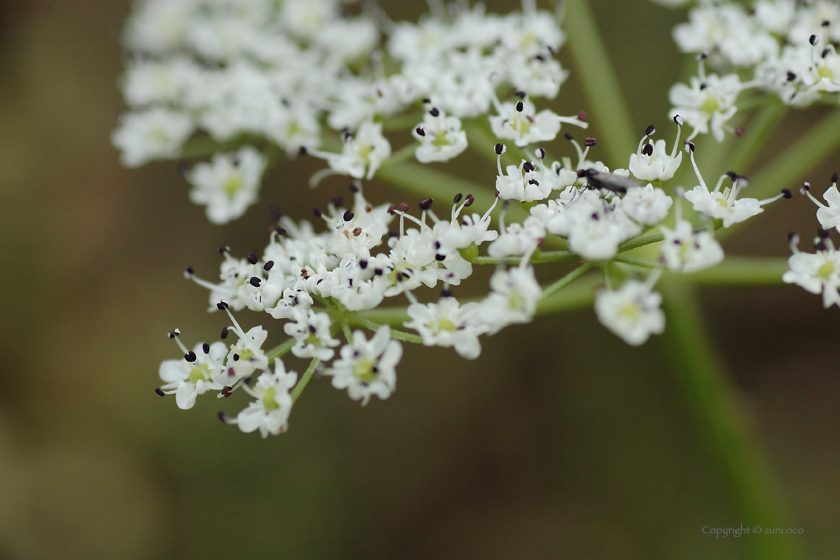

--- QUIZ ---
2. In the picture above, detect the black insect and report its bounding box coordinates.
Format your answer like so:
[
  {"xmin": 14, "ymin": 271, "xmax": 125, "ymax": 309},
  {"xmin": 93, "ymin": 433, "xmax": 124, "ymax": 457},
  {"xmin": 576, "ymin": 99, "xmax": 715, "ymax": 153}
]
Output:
[{"xmin": 580, "ymin": 168, "xmax": 640, "ymax": 196}]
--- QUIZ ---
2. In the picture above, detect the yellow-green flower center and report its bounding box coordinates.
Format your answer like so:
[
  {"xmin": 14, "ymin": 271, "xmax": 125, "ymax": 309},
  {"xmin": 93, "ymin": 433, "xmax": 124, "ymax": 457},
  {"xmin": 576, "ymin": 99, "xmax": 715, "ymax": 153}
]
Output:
[
  {"xmin": 432, "ymin": 134, "xmax": 451, "ymax": 148},
  {"xmin": 701, "ymin": 96, "xmax": 720, "ymax": 115},
  {"xmin": 619, "ymin": 302, "xmax": 641, "ymax": 321},
  {"xmin": 433, "ymin": 318, "xmax": 457, "ymax": 333},
  {"xmin": 353, "ymin": 359, "xmax": 378, "ymax": 382},
  {"xmin": 188, "ymin": 363, "xmax": 210, "ymax": 385},
  {"xmin": 262, "ymin": 386, "xmax": 280, "ymax": 411},
  {"xmin": 818, "ymin": 65, "xmax": 834, "ymax": 80},
  {"xmin": 818, "ymin": 261, "xmax": 835, "ymax": 280},
  {"xmin": 223, "ymin": 174, "xmax": 244, "ymax": 197}
]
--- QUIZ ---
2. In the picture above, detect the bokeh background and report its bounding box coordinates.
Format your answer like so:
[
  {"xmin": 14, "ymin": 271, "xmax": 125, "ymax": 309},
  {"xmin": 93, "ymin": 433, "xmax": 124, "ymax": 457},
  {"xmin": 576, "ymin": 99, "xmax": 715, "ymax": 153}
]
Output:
[{"xmin": 0, "ymin": 0, "xmax": 838, "ymax": 558}]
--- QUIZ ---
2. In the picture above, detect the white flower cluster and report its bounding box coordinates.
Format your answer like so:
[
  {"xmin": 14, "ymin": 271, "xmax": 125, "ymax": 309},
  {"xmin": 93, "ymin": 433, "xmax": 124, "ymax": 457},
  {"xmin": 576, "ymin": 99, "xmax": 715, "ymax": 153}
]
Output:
[
  {"xmin": 113, "ymin": 0, "xmax": 575, "ymax": 222},
  {"xmin": 136, "ymin": 1, "xmax": 800, "ymax": 437},
  {"xmin": 659, "ymin": 0, "xmax": 840, "ymax": 141}
]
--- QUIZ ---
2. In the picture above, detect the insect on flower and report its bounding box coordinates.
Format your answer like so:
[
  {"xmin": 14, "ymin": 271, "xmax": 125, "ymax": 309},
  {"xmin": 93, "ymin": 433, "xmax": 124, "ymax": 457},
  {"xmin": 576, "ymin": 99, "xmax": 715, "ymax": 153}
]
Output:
[{"xmin": 581, "ymin": 168, "xmax": 641, "ymax": 196}]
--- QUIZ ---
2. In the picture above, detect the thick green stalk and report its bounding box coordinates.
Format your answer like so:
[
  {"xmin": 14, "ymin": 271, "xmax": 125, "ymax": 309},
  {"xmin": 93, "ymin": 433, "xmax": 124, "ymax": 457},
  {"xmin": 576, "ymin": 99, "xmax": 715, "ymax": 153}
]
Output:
[
  {"xmin": 725, "ymin": 103, "xmax": 788, "ymax": 175},
  {"xmin": 541, "ymin": 262, "xmax": 594, "ymax": 300},
  {"xmin": 659, "ymin": 281, "xmax": 802, "ymax": 560},
  {"xmin": 564, "ymin": 0, "xmax": 637, "ymax": 169},
  {"xmin": 677, "ymin": 257, "xmax": 788, "ymax": 286},
  {"xmin": 266, "ymin": 338, "xmax": 295, "ymax": 362},
  {"xmin": 351, "ymin": 316, "xmax": 424, "ymax": 344},
  {"xmin": 291, "ymin": 358, "xmax": 321, "ymax": 403}
]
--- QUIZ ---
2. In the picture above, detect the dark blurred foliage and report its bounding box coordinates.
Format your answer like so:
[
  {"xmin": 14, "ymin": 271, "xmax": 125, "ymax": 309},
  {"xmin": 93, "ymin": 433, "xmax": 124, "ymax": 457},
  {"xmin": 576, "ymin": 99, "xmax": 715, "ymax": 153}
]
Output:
[{"xmin": 0, "ymin": 0, "xmax": 838, "ymax": 559}]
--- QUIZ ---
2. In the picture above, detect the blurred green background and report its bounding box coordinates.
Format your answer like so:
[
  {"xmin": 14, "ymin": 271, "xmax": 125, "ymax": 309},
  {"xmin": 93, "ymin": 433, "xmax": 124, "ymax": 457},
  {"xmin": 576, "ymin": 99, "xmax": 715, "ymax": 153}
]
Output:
[{"xmin": 0, "ymin": 0, "xmax": 838, "ymax": 558}]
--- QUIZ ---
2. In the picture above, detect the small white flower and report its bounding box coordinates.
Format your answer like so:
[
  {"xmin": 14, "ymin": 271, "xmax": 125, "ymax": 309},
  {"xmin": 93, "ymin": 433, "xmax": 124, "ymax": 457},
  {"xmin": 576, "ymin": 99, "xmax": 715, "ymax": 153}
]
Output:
[
  {"xmin": 783, "ymin": 233, "xmax": 840, "ymax": 308},
  {"xmin": 628, "ymin": 124, "xmax": 683, "ymax": 182},
  {"xmin": 489, "ymin": 97, "xmax": 585, "ymax": 147},
  {"xmin": 309, "ymin": 120, "xmax": 391, "ymax": 180},
  {"xmin": 659, "ymin": 220, "xmax": 724, "ymax": 272},
  {"xmin": 324, "ymin": 326, "xmax": 403, "ymax": 405},
  {"xmin": 111, "ymin": 108, "xmax": 194, "ymax": 167},
  {"xmin": 284, "ymin": 309, "xmax": 340, "ymax": 361},
  {"xmin": 669, "ymin": 72, "xmax": 742, "ymax": 142},
  {"xmin": 620, "ymin": 183, "xmax": 673, "ymax": 226},
  {"xmin": 412, "ymin": 107, "xmax": 468, "ymax": 163},
  {"xmin": 405, "ymin": 298, "xmax": 488, "ymax": 359},
  {"xmin": 488, "ymin": 215, "xmax": 545, "ymax": 258},
  {"xmin": 478, "ymin": 265, "xmax": 542, "ymax": 334},
  {"xmin": 158, "ymin": 337, "xmax": 226, "ymax": 410},
  {"xmin": 232, "ymin": 361, "xmax": 297, "ymax": 438},
  {"xmin": 595, "ymin": 276, "xmax": 665, "ymax": 346},
  {"xmin": 495, "ymin": 159, "xmax": 553, "ymax": 202},
  {"xmin": 802, "ymin": 175, "xmax": 840, "ymax": 232},
  {"xmin": 186, "ymin": 147, "xmax": 267, "ymax": 224}
]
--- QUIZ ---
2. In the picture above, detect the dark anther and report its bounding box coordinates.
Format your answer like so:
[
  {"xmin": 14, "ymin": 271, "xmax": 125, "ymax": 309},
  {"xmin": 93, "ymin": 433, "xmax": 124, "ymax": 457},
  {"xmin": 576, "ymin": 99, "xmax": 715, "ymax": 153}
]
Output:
[
  {"xmin": 389, "ymin": 230, "xmax": 399, "ymax": 238},
  {"xmin": 399, "ymin": 203, "xmax": 409, "ymax": 212},
  {"xmin": 820, "ymin": 47, "xmax": 829, "ymax": 57},
  {"xmin": 415, "ymin": 126, "xmax": 426, "ymax": 136},
  {"xmin": 218, "ymin": 412, "xmax": 229, "ymax": 423},
  {"xmin": 687, "ymin": 141, "xmax": 696, "ymax": 152},
  {"xmin": 419, "ymin": 198, "xmax": 434, "ymax": 211},
  {"xmin": 185, "ymin": 351, "xmax": 197, "ymax": 362},
  {"xmin": 726, "ymin": 171, "xmax": 738, "ymax": 180},
  {"xmin": 735, "ymin": 127, "xmax": 745, "ymax": 137},
  {"xmin": 374, "ymin": 268, "xmax": 383, "ymax": 276},
  {"xmin": 387, "ymin": 203, "xmax": 397, "ymax": 214},
  {"xmin": 822, "ymin": 19, "xmax": 830, "ymax": 27},
  {"xmin": 564, "ymin": 132, "xmax": 574, "ymax": 140},
  {"xmin": 441, "ymin": 288, "xmax": 453, "ymax": 298},
  {"xmin": 584, "ymin": 137, "xmax": 597, "ymax": 147},
  {"xmin": 343, "ymin": 210, "xmax": 354, "ymax": 221},
  {"xmin": 464, "ymin": 194, "xmax": 475, "ymax": 207},
  {"xmin": 429, "ymin": 107, "xmax": 440, "ymax": 117},
  {"xmin": 359, "ymin": 259, "xmax": 368, "ymax": 269},
  {"xmin": 268, "ymin": 207, "xmax": 283, "ymax": 222},
  {"xmin": 217, "ymin": 301, "xmax": 229, "ymax": 310},
  {"xmin": 298, "ymin": 146, "xmax": 308, "ymax": 156},
  {"xmin": 523, "ymin": 162, "xmax": 535, "ymax": 173},
  {"xmin": 221, "ymin": 387, "xmax": 233, "ymax": 398},
  {"xmin": 349, "ymin": 183, "xmax": 360, "ymax": 193},
  {"xmin": 645, "ymin": 125, "xmax": 656, "ymax": 136},
  {"xmin": 218, "ymin": 246, "xmax": 230, "ymax": 254},
  {"xmin": 529, "ymin": 179, "xmax": 540, "ymax": 186},
  {"xmin": 515, "ymin": 91, "xmax": 526, "ymax": 99},
  {"xmin": 787, "ymin": 71, "xmax": 797, "ymax": 81},
  {"xmin": 249, "ymin": 277, "xmax": 261, "ymax": 287},
  {"xmin": 832, "ymin": 172, "xmax": 839, "ymax": 184},
  {"xmin": 454, "ymin": 193, "xmax": 463, "ymax": 203},
  {"xmin": 202, "ymin": 342, "xmax": 210, "ymax": 354},
  {"xmin": 642, "ymin": 144, "xmax": 654, "ymax": 156},
  {"xmin": 494, "ymin": 143, "xmax": 504, "ymax": 155},
  {"xmin": 233, "ymin": 354, "xmax": 240, "ymax": 361},
  {"xmin": 810, "ymin": 34, "xmax": 819, "ymax": 46},
  {"xmin": 434, "ymin": 240, "xmax": 441, "ymax": 249},
  {"xmin": 818, "ymin": 228, "xmax": 830, "ymax": 239},
  {"xmin": 243, "ymin": 376, "xmax": 252, "ymax": 386},
  {"xmin": 332, "ymin": 196, "xmax": 343, "ymax": 208},
  {"xmin": 221, "ymin": 327, "xmax": 229, "ymax": 339},
  {"xmin": 178, "ymin": 161, "xmax": 190, "ymax": 176},
  {"xmin": 816, "ymin": 239, "xmax": 828, "ymax": 252},
  {"xmin": 435, "ymin": 254, "xmax": 446, "ymax": 261},
  {"xmin": 535, "ymin": 148, "xmax": 545, "ymax": 159},
  {"xmin": 515, "ymin": 100, "xmax": 524, "ymax": 112},
  {"xmin": 248, "ymin": 252, "xmax": 258, "ymax": 265},
  {"xmin": 308, "ymin": 325, "xmax": 317, "ymax": 334},
  {"xmin": 788, "ymin": 231, "xmax": 797, "ymax": 243},
  {"xmin": 782, "ymin": 188, "xmax": 792, "ymax": 199},
  {"xmin": 577, "ymin": 110, "xmax": 588, "ymax": 122},
  {"xmin": 802, "ymin": 182, "xmax": 811, "ymax": 191},
  {"xmin": 264, "ymin": 261, "xmax": 275, "ymax": 271},
  {"xmin": 422, "ymin": 98, "xmax": 431, "ymax": 104},
  {"xmin": 699, "ymin": 83, "xmax": 707, "ymax": 90},
  {"xmin": 274, "ymin": 227, "xmax": 287, "ymax": 236},
  {"xmin": 313, "ymin": 207, "xmax": 322, "ymax": 217},
  {"xmin": 353, "ymin": 227, "xmax": 362, "ymax": 236},
  {"xmin": 155, "ymin": 388, "xmax": 165, "ymax": 397},
  {"xmin": 698, "ymin": 52, "xmax": 708, "ymax": 60}
]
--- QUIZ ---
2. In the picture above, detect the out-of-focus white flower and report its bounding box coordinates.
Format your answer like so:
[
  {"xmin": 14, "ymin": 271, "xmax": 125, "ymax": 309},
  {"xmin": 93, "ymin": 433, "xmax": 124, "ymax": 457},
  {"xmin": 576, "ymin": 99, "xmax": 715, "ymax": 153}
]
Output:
[
  {"xmin": 111, "ymin": 108, "xmax": 193, "ymax": 167},
  {"xmin": 232, "ymin": 361, "xmax": 297, "ymax": 437},
  {"xmin": 405, "ymin": 298, "xmax": 488, "ymax": 360},
  {"xmin": 186, "ymin": 147, "xmax": 267, "ymax": 224},
  {"xmin": 324, "ymin": 326, "xmax": 402, "ymax": 405},
  {"xmin": 783, "ymin": 233, "xmax": 840, "ymax": 308},
  {"xmin": 595, "ymin": 274, "xmax": 665, "ymax": 346},
  {"xmin": 412, "ymin": 106, "xmax": 468, "ymax": 163}
]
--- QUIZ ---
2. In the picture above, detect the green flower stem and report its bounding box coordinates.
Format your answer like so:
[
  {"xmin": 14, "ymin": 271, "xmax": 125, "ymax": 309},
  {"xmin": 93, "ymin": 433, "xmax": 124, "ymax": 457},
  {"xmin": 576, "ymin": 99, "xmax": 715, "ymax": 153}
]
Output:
[
  {"xmin": 291, "ymin": 358, "xmax": 321, "ymax": 403},
  {"xmin": 540, "ymin": 262, "xmax": 595, "ymax": 300},
  {"xmin": 563, "ymin": 0, "xmax": 637, "ymax": 169},
  {"xmin": 725, "ymin": 102, "xmax": 788, "ymax": 175},
  {"xmin": 536, "ymin": 273, "xmax": 599, "ymax": 315},
  {"xmin": 618, "ymin": 233, "xmax": 664, "ymax": 252},
  {"xmin": 470, "ymin": 250, "xmax": 577, "ymax": 265},
  {"xmin": 381, "ymin": 142, "xmax": 418, "ymax": 169},
  {"xmin": 350, "ymin": 316, "xmax": 424, "ymax": 344},
  {"xmin": 266, "ymin": 338, "xmax": 295, "ymax": 362},
  {"xmin": 613, "ymin": 255, "xmax": 658, "ymax": 268},
  {"xmin": 675, "ymin": 257, "xmax": 788, "ymax": 286},
  {"xmin": 742, "ymin": 108, "xmax": 840, "ymax": 201},
  {"xmin": 659, "ymin": 281, "xmax": 802, "ymax": 560}
]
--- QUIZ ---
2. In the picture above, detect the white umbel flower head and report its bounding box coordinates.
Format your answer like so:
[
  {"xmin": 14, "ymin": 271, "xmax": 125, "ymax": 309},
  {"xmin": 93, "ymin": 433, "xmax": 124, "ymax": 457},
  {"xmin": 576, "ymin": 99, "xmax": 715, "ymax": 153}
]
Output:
[
  {"xmin": 412, "ymin": 105, "xmax": 468, "ymax": 163},
  {"xmin": 284, "ymin": 309, "xmax": 340, "ymax": 361},
  {"xmin": 478, "ymin": 265, "xmax": 542, "ymax": 334},
  {"xmin": 628, "ymin": 122, "xmax": 683, "ymax": 182},
  {"xmin": 620, "ymin": 183, "xmax": 673, "ymax": 226},
  {"xmin": 186, "ymin": 147, "xmax": 267, "ymax": 224},
  {"xmin": 669, "ymin": 69, "xmax": 742, "ymax": 142},
  {"xmin": 660, "ymin": 219, "xmax": 724, "ymax": 273},
  {"xmin": 489, "ymin": 96, "xmax": 586, "ymax": 147},
  {"xmin": 324, "ymin": 326, "xmax": 403, "ymax": 405},
  {"xmin": 231, "ymin": 361, "xmax": 297, "ymax": 438},
  {"xmin": 595, "ymin": 273, "xmax": 665, "ymax": 346},
  {"xmin": 308, "ymin": 120, "xmax": 391, "ymax": 181}
]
